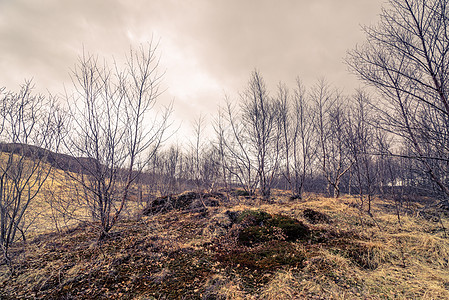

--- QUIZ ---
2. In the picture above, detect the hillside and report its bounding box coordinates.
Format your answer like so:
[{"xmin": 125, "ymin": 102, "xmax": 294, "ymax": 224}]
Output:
[
  {"xmin": 0, "ymin": 142, "xmax": 97, "ymax": 174},
  {"xmin": 1, "ymin": 191, "xmax": 449, "ymax": 299}
]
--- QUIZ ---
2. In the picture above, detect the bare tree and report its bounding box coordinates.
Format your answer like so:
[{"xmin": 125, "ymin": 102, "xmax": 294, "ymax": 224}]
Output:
[
  {"xmin": 346, "ymin": 90, "xmax": 377, "ymax": 214},
  {"xmin": 275, "ymin": 79, "xmax": 317, "ymax": 199},
  {"xmin": 220, "ymin": 99, "xmax": 258, "ymax": 195},
  {"xmin": 0, "ymin": 82, "xmax": 63, "ymax": 266},
  {"xmin": 275, "ymin": 83, "xmax": 292, "ymax": 191},
  {"xmin": 142, "ymin": 145, "xmax": 181, "ymax": 199},
  {"xmin": 291, "ymin": 79, "xmax": 317, "ymax": 199},
  {"xmin": 240, "ymin": 71, "xmax": 280, "ymax": 198},
  {"xmin": 66, "ymin": 43, "xmax": 171, "ymax": 239},
  {"xmin": 347, "ymin": 0, "xmax": 449, "ymax": 205},
  {"xmin": 214, "ymin": 106, "xmax": 232, "ymax": 193},
  {"xmin": 188, "ymin": 115, "xmax": 211, "ymax": 191},
  {"xmin": 220, "ymin": 71, "xmax": 280, "ymax": 199},
  {"xmin": 312, "ymin": 79, "xmax": 352, "ymax": 198},
  {"xmin": 161, "ymin": 145, "xmax": 182, "ymax": 195}
]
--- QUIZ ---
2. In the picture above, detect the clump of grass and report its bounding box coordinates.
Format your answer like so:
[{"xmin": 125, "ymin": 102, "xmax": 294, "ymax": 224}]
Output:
[
  {"xmin": 340, "ymin": 239, "xmax": 389, "ymax": 270},
  {"xmin": 261, "ymin": 269, "xmax": 297, "ymax": 299},
  {"xmin": 303, "ymin": 248, "xmax": 354, "ymax": 280},
  {"xmin": 203, "ymin": 274, "xmax": 246, "ymax": 300},
  {"xmin": 410, "ymin": 233, "xmax": 449, "ymax": 267}
]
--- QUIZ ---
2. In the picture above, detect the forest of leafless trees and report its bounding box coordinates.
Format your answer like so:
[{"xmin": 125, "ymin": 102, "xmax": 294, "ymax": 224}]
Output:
[{"xmin": 2, "ymin": 0, "xmax": 449, "ymax": 265}]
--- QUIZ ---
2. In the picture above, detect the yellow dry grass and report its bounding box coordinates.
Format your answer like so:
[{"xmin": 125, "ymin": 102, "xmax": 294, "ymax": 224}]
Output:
[
  {"xmin": 16, "ymin": 163, "xmax": 147, "ymax": 238},
  {"xmin": 261, "ymin": 269, "xmax": 297, "ymax": 299},
  {"xmin": 2, "ymin": 173, "xmax": 449, "ymax": 299},
  {"xmin": 265, "ymin": 193, "xmax": 449, "ymax": 299},
  {"xmin": 184, "ymin": 190, "xmax": 449, "ymax": 299}
]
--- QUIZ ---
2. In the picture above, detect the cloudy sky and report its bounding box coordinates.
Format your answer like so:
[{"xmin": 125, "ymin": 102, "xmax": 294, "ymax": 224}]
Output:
[{"xmin": 0, "ymin": 0, "xmax": 384, "ymax": 140}]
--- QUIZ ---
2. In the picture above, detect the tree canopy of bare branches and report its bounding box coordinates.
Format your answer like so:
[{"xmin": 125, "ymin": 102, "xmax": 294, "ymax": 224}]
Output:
[
  {"xmin": 65, "ymin": 43, "xmax": 171, "ymax": 238},
  {"xmin": 0, "ymin": 81, "xmax": 63, "ymax": 266},
  {"xmin": 311, "ymin": 80, "xmax": 352, "ymax": 198},
  {"xmin": 347, "ymin": 0, "xmax": 449, "ymax": 204},
  {"xmin": 219, "ymin": 71, "xmax": 280, "ymax": 199}
]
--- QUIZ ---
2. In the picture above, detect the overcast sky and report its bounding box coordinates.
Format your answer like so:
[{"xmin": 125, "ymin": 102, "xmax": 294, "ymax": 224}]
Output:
[{"xmin": 0, "ymin": 0, "xmax": 384, "ymax": 141}]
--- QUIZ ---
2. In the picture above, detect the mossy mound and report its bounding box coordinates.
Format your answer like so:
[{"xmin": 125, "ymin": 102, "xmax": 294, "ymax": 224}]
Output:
[
  {"xmin": 303, "ymin": 208, "xmax": 330, "ymax": 224},
  {"xmin": 235, "ymin": 209, "xmax": 271, "ymax": 225},
  {"xmin": 238, "ymin": 225, "xmax": 281, "ymax": 246},
  {"xmin": 235, "ymin": 210, "xmax": 309, "ymax": 246},
  {"xmin": 266, "ymin": 214, "xmax": 310, "ymax": 241},
  {"xmin": 142, "ymin": 191, "xmax": 224, "ymax": 214},
  {"xmin": 218, "ymin": 241, "xmax": 305, "ymax": 271},
  {"xmin": 233, "ymin": 189, "xmax": 252, "ymax": 197}
]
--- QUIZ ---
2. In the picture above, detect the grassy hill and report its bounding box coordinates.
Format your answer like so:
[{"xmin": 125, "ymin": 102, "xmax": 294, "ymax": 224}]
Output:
[
  {"xmin": 1, "ymin": 191, "xmax": 449, "ymax": 299},
  {"xmin": 0, "ymin": 142, "xmax": 98, "ymax": 174}
]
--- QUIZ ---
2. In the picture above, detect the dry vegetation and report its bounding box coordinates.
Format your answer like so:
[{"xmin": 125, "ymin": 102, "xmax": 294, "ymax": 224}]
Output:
[
  {"xmin": 3, "ymin": 2, "xmax": 449, "ymax": 299},
  {"xmin": 1, "ymin": 190, "xmax": 448, "ymax": 299}
]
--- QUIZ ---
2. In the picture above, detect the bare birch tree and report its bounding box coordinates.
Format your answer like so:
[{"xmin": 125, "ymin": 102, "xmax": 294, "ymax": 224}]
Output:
[
  {"xmin": 312, "ymin": 79, "xmax": 351, "ymax": 198},
  {"xmin": 275, "ymin": 83, "xmax": 292, "ymax": 191},
  {"xmin": 0, "ymin": 82, "xmax": 63, "ymax": 266},
  {"xmin": 291, "ymin": 79, "xmax": 317, "ymax": 199},
  {"xmin": 240, "ymin": 71, "xmax": 280, "ymax": 199},
  {"xmin": 66, "ymin": 43, "xmax": 171, "ymax": 239},
  {"xmin": 346, "ymin": 90, "xmax": 377, "ymax": 214},
  {"xmin": 347, "ymin": 0, "xmax": 449, "ymax": 206},
  {"xmin": 189, "ymin": 115, "xmax": 207, "ymax": 191},
  {"xmin": 220, "ymin": 99, "xmax": 258, "ymax": 195},
  {"xmin": 217, "ymin": 71, "xmax": 281, "ymax": 199},
  {"xmin": 275, "ymin": 79, "xmax": 317, "ymax": 199}
]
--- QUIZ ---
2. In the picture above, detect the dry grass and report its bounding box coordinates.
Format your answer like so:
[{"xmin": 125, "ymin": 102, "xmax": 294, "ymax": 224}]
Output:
[
  {"xmin": 16, "ymin": 166, "xmax": 149, "ymax": 239},
  {"xmin": 261, "ymin": 269, "xmax": 297, "ymax": 299},
  {"xmin": 203, "ymin": 274, "xmax": 247, "ymax": 300},
  {"xmin": 1, "ymin": 188, "xmax": 449, "ymax": 299},
  {"xmin": 224, "ymin": 192, "xmax": 449, "ymax": 299}
]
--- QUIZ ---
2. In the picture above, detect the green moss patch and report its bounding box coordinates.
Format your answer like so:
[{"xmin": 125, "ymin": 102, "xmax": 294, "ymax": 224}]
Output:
[{"xmin": 238, "ymin": 225, "xmax": 281, "ymax": 246}]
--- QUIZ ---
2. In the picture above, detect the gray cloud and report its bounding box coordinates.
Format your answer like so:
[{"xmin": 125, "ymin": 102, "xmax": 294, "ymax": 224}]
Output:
[
  {"xmin": 0, "ymin": 0, "xmax": 383, "ymax": 138},
  {"xmin": 0, "ymin": 0, "xmax": 130, "ymax": 90},
  {"xmin": 166, "ymin": 0, "xmax": 383, "ymax": 89}
]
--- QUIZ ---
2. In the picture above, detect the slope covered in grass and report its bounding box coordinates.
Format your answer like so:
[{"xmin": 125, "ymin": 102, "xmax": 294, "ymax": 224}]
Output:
[{"xmin": 1, "ymin": 191, "xmax": 448, "ymax": 299}]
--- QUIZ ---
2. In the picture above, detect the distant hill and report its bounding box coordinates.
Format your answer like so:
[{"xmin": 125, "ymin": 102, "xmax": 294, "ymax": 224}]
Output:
[{"xmin": 0, "ymin": 142, "xmax": 97, "ymax": 174}]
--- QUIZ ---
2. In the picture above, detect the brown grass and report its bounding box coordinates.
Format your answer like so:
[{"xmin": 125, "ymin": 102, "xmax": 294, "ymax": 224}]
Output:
[
  {"xmin": 261, "ymin": 269, "xmax": 297, "ymax": 299},
  {"xmin": 1, "ymin": 189, "xmax": 449, "ymax": 299}
]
